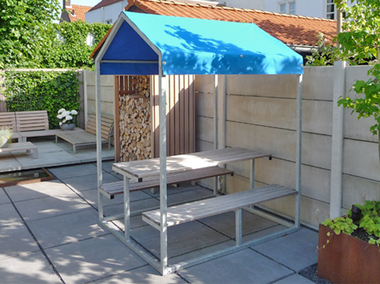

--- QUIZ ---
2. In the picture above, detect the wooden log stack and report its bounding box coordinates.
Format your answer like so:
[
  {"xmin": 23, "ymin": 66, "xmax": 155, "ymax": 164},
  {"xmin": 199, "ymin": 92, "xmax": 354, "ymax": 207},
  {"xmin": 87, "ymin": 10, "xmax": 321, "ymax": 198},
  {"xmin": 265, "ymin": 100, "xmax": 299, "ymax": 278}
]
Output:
[{"xmin": 118, "ymin": 75, "xmax": 152, "ymax": 161}]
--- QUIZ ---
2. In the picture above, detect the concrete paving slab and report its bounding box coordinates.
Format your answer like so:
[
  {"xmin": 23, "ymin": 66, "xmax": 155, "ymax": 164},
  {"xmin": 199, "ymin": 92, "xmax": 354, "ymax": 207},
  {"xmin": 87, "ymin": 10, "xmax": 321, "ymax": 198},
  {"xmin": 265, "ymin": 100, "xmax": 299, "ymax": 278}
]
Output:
[
  {"xmin": 0, "ymin": 188, "xmax": 10, "ymax": 205},
  {"xmin": 169, "ymin": 225, "xmax": 288, "ymax": 265},
  {"xmin": 45, "ymin": 234, "xmax": 147, "ymax": 283},
  {"xmin": 92, "ymin": 264, "xmax": 187, "ymax": 284},
  {"xmin": 0, "ymin": 155, "xmax": 22, "ymax": 172},
  {"xmin": 199, "ymin": 210, "xmax": 278, "ymax": 238},
  {"xmin": 77, "ymin": 147, "xmax": 114, "ymax": 163},
  {"xmin": 0, "ymin": 251, "xmax": 62, "ymax": 284},
  {"xmin": 30, "ymin": 141, "xmax": 64, "ymax": 154},
  {"xmin": 0, "ymin": 223, "xmax": 39, "ymax": 260},
  {"xmin": 27, "ymin": 209, "xmax": 107, "ymax": 249},
  {"xmin": 103, "ymin": 197, "xmax": 160, "ymax": 218},
  {"xmin": 13, "ymin": 192, "xmax": 91, "ymax": 221},
  {"xmin": 252, "ymin": 228, "xmax": 319, "ymax": 272},
  {"xmin": 146, "ymin": 183, "xmax": 208, "ymax": 197},
  {"xmin": 14, "ymin": 150, "xmax": 81, "ymax": 169},
  {"xmin": 178, "ymin": 249, "xmax": 293, "ymax": 284},
  {"xmin": 4, "ymin": 181, "xmax": 74, "ymax": 203},
  {"xmin": 112, "ymin": 215, "xmax": 150, "ymax": 230},
  {"xmin": 131, "ymin": 221, "xmax": 230, "ymax": 259},
  {"xmin": 166, "ymin": 187, "xmax": 215, "ymax": 206},
  {"xmin": 48, "ymin": 163, "xmax": 97, "ymax": 179},
  {"xmin": 62, "ymin": 172, "xmax": 121, "ymax": 192},
  {"xmin": 273, "ymin": 273, "xmax": 315, "ymax": 284},
  {"xmin": 99, "ymin": 160, "xmax": 124, "ymax": 179},
  {"xmin": 0, "ymin": 203, "xmax": 22, "ymax": 227},
  {"xmin": 80, "ymin": 188, "xmax": 152, "ymax": 209}
]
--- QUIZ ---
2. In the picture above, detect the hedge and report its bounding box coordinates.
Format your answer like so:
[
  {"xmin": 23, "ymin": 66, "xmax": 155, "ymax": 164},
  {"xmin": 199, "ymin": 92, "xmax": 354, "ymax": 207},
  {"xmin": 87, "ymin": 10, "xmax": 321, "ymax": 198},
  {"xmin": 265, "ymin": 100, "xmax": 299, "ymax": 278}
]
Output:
[{"xmin": 3, "ymin": 70, "xmax": 80, "ymax": 129}]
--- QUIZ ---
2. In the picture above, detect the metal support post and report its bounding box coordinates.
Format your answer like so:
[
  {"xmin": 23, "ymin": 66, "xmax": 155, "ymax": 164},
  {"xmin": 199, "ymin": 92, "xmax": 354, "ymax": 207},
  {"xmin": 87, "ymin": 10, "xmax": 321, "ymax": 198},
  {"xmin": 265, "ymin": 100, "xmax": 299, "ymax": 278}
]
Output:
[
  {"xmin": 159, "ymin": 74, "xmax": 168, "ymax": 274},
  {"xmin": 124, "ymin": 176, "xmax": 130, "ymax": 241},
  {"xmin": 235, "ymin": 209, "xmax": 242, "ymax": 246},
  {"xmin": 214, "ymin": 75, "xmax": 219, "ymax": 194},
  {"xmin": 295, "ymin": 74, "xmax": 303, "ymax": 228}
]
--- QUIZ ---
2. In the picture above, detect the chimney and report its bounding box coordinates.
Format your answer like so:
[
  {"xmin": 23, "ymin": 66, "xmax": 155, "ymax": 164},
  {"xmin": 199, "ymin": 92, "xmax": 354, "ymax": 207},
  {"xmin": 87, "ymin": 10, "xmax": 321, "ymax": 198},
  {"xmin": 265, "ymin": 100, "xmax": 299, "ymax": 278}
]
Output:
[{"xmin": 65, "ymin": 0, "xmax": 72, "ymax": 8}]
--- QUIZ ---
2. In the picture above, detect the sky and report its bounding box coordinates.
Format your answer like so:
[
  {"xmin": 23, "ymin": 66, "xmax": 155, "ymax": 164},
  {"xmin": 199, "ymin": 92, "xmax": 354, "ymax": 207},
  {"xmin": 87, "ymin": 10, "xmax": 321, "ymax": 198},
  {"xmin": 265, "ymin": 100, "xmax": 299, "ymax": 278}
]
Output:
[{"xmin": 71, "ymin": 0, "xmax": 102, "ymax": 6}]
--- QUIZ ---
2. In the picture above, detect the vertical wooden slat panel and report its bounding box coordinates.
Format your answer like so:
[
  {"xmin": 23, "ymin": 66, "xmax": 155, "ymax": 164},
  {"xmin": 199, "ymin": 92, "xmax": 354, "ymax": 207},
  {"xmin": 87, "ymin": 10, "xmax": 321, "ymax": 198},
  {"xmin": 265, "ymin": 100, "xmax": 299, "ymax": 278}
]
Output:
[
  {"xmin": 174, "ymin": 75, "xmax": 180, "ymax": 154},
  {"xmin": 114, "ymin": 75, "xmax": 120, "ymax": 162},
  {"xmin": 154, "ymin": 76, "xmax": 160, "ymax": 157},
  {"xmin": 179, "ymin": 76, "xmax": 185, "ymax": 154},
  {"xmin": 169, "ymin": 75, "xmax": 175, "ymax": 156},
  {"xmin": 150, "ymin": 74, "xmax": 195, "ymax": 157},
  {"xmin": 184, "ymin": 75, "xmax": 189, "ymax": 153},
  {"xmin": 189, "ymin": 75, "xmax": 195, "ymax": 152}
]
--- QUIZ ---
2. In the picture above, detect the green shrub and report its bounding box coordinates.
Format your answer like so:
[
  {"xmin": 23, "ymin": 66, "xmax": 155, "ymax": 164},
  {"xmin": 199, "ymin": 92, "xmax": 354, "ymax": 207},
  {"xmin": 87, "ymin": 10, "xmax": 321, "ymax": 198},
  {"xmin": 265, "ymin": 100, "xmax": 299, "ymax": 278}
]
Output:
[{"xmin": 3, "ymin": 70, "xmax": 80, "ymax": 129}]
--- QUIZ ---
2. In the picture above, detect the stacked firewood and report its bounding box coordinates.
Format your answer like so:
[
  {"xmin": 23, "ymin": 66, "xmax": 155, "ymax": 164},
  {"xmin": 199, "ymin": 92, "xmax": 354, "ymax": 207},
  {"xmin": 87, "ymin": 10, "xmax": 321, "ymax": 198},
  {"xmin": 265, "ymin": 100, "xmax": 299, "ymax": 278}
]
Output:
[{"xmin": 119, "ymin": 76, "xmax": 152, "ymax": 161}]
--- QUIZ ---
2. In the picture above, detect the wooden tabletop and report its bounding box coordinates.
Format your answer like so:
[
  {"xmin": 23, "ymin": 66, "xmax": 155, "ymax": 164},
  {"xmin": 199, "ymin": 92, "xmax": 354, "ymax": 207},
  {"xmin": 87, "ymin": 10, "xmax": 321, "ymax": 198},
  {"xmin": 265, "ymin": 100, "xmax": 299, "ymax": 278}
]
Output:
[{"xmin": 112, "ymin": 147, "xmax": 271, "ymax": 181}]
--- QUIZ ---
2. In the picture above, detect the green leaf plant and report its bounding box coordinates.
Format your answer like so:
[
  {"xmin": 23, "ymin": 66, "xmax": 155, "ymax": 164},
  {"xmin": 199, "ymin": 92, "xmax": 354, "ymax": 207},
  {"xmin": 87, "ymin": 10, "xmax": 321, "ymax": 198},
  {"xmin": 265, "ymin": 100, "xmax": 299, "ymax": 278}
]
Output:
[
  {"xmin": 321, "ymin": 201, "xmax": 380, "ymax": 249},
  {"xmin": 332, "ymin": 0, "xmax": 380, "ymax": 163}
]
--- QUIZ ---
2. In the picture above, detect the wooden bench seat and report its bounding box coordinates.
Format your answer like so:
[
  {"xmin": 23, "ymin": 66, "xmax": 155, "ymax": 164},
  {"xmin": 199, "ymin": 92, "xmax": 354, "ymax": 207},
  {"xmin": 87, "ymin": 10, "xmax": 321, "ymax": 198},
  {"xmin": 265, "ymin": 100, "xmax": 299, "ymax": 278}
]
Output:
[
  {"xmin": 100, "ymin": 166, "xmax": 234, "ymax": 199},
  {"xmin": 142, "ymin": 184, "xmax": 297, "ymax": 228},
  {"xmin": 55, "ymin": 113, "xmax": 114, "ymax": 153},
  {"xmin": 0, "ymin": 142, "xmax": 38, "ymax": 159}
]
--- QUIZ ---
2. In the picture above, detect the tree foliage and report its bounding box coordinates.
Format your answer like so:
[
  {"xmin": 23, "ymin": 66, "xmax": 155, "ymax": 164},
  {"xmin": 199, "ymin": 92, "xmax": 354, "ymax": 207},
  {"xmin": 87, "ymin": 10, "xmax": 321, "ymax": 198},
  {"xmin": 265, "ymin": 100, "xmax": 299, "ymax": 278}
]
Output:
[
  {"xmin": 51, "ymin": 21, "xmax": 111, "ymax": 69},
  {"xmin": 0, "ymin": 0, "xmax": 60, "ymax": 69},
  {"xmin": 336, "ymin": 0, "xmax": 380, "ymax": 136},
  {"xmin": 0, "ymin": 0, "xmax": 111, "ymax": 69}
]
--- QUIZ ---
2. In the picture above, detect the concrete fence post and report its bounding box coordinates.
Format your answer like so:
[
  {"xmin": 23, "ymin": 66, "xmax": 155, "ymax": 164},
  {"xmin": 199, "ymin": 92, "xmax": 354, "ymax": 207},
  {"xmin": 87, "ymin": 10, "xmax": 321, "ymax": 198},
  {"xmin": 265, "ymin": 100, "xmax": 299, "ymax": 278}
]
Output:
[{"xmin": 330, "ymin": 61, "xmax": 347, "ymax": 218}]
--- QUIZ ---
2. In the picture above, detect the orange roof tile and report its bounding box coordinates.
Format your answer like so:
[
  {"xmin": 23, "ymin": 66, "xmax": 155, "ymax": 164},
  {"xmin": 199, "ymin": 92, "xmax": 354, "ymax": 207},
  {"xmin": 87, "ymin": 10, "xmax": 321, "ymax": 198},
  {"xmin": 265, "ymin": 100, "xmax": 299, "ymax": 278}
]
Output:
[
  {"xmin": 66, "ymin": 4, "xmax": 92, "ymax": 22},
  {"xmin": 91, "ymin": 0, "xmax": 337, "ymax": 59},
  {"xmin": 125, "ymin": 0, "xmax": 337, "ymax": 47}
]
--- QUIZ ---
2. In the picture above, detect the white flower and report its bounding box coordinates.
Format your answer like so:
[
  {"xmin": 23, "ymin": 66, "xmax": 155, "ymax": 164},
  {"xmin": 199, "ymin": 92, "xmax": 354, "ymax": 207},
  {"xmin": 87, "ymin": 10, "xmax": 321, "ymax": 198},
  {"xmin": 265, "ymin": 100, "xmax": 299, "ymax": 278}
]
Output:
[
  {"xmin": 59, "ymin": 122, "xmax": 62, "ymax": 126},
  {"xmin": 66, "ymin": 115, "xmax": 73, "ymax": 121},
  {"xmin": 62, "ymin": 111, "xmax": 70, "ymax": 117},
  {"xmin": 70, "ymin": 110, "xmax": 78, "ymax": 115},
  {"xmin": 58, "ymin": 108, "xmax": 66, "ymax": 114},
  {"xmin": 57, "ymin": 114, "xmax": 63, "ymax": 119},
  {"xmin": 62, "ymin": 119, "xmax": 66, "ymax": 123}
]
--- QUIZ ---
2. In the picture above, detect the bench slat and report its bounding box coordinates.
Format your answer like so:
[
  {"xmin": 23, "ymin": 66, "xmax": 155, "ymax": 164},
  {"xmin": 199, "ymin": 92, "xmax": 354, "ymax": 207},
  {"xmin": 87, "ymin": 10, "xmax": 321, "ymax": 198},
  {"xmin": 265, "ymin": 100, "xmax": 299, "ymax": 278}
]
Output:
[
  {"xmin": 142, "ymin": 184, "xmax": 297, "ymax": 227},
  {"xmin": 113, "ymin": 147, "xmax": 271, "ymax": 180},
  {"xmin": 100, "ymin": 166, "xmax": 234, "ymax": 198},
  {"xmin": 16, "ymin": 111, "xmax": 49, "ymax": 132}
]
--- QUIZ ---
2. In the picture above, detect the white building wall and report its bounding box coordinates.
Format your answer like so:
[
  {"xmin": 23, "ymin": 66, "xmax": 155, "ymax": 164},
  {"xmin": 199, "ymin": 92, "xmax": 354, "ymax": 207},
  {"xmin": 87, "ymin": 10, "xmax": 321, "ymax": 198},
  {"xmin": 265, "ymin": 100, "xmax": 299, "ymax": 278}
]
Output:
[
  {"xmin": 264, "ymin": 0, "xmax": 324, "ymax": 17},
  {"xmin": 218, "ymin": 0, "xmax": 265, "ymax": 9},
  {"xmin": 85, "ymin": 0, "xmax": 129, "ymax": 24}
]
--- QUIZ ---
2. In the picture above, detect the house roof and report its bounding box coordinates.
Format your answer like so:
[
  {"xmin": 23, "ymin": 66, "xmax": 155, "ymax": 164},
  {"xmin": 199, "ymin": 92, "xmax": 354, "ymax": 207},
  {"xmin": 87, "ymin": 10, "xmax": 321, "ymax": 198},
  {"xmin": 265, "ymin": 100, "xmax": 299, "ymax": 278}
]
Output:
[
  {"xmin": 124, "ymin": 0, "xmax": 337, "ymax": 47},
  {"xmin": 88, "ymin": 0, "xmax": 123, "ymax": 12},
  {"xmin": 65, "ymin": 4, "xmax": 92, "ymax": 22}
]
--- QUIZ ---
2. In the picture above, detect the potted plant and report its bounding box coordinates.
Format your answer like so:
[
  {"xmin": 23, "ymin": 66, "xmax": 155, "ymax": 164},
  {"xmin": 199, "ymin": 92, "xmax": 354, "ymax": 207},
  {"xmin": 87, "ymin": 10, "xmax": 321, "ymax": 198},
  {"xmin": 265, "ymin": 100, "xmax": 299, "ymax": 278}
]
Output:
[
  {"xmin": 57, "ymin": 108, "xmax": 78, "ymax": 130},
  {"xmin": 318, "ymin": 201, "xmax": 380, "ymax": 283},
  {"xmin": 0, "ymin": 127, "xmax": 12, "ymax": 148}
]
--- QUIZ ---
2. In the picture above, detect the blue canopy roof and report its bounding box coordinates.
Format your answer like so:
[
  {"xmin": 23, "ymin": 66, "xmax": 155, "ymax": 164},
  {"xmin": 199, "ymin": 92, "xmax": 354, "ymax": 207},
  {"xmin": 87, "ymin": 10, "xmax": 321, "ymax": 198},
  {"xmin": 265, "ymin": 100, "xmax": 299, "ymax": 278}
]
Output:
[{"xmin": 98, "ymin": 11, "xmax": 303, "ymax": 76}]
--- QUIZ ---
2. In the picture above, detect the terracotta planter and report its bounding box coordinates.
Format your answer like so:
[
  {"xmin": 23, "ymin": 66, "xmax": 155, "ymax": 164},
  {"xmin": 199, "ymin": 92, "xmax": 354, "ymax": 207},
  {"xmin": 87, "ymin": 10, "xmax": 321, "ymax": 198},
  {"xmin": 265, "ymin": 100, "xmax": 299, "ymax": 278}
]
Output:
[{"xmin": 318, "ymin": 224, "xmax": 380, "ymax": 284}]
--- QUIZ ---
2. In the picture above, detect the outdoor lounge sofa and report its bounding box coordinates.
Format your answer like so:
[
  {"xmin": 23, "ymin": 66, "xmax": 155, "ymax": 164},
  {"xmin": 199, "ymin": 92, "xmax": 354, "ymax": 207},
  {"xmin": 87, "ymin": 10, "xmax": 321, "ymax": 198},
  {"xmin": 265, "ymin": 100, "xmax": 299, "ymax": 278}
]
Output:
[{"xmin": 0, "ymin": 110, "xmax": 61, "ymax": 142}]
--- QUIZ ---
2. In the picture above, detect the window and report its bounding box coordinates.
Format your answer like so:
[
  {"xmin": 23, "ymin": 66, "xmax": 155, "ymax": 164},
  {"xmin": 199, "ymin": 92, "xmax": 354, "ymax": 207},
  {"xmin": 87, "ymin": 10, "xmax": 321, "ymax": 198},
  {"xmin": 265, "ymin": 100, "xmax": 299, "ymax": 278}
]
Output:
[
  {"xmin": 289, "ymin": 2, "xmax": 296, "ymax": 14},
  {"xmin": 279, "ymin": 1, "xmax": 296, "ymax": 15},
  {"xmin": 326, "ymin": 0, "xmax": 335, "ymax": 19}
]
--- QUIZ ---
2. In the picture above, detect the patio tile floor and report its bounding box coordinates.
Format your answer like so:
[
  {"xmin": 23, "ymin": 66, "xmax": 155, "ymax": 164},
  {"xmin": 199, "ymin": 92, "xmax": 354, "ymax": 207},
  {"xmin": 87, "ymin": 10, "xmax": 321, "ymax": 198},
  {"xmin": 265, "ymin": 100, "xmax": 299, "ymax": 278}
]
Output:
[{"xmin": 0, "ymin": 161, "xmax": 327, "ymax": 283}]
